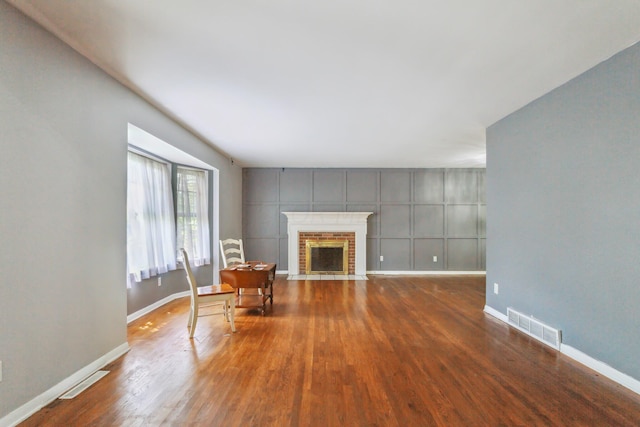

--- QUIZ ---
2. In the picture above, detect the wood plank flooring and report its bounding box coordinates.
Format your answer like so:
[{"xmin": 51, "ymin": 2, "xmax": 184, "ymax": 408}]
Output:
[{"xmin": 21, "ymin": 275, "xmax": 640, "ymax": 426}]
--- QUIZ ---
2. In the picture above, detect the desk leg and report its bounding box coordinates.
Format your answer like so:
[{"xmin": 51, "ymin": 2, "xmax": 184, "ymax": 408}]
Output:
[{"xmin": 269, "ymin": 282, "xmax": 273, "ymax": 305}]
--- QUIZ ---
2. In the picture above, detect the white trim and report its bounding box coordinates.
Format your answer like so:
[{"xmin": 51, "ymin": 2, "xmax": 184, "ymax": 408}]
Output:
[
  {"xmin": 483, "ymin": 305, "xmax": 640, "ymax": 396},
  {"xmin": 127, "ymin": 291, "xmax": 190, "ymax": 324},
  {"xmin": 128, "ymin": 146, "xmax": 170, "ymax": 165},
  {"xmin": 483, "ymin": 305, "xmax": 508, "ymax": 322},
  {"xmin": 0, "ymin": 343, "xmax": 129, "ymax": 427},
  {"xmin": 127, "ymin": 123, "xmax": 213, "ymax": 170},
  {"xmin": 368, "ymin": 270, "xmax": 486, "ymax": 275},
  {"xmin": 287, "ymin": 274, "xmax": 368, "ymax": 281},
  {"xmin": 176, "ymin": 164, "xmax": 207, "ymax": 173},
  {"xmin": 211, "ymin": 168, "xmax": 221, "ymax": 284},
  {"xmin": 561, "ymin": 345, "xmax": 640, "ymax": 395},
  {"xmin": 278, "ymin": 270, "xmax": 485, "ymax": 277}
]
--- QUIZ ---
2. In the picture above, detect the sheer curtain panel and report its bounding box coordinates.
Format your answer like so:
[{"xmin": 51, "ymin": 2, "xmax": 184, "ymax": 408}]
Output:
[
  {"xmin": 176, "ymin": 167, "xmax": 210, "ymax": 266},
  {"xmin": 127, "ymin": 152, "xmax": 177, "ymax": 287}
]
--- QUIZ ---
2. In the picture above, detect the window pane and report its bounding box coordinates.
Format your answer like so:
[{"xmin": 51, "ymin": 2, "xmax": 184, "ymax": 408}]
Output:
[{"xmin": 176, "ymin": 167, "xmax": 210, "ymax": 266}]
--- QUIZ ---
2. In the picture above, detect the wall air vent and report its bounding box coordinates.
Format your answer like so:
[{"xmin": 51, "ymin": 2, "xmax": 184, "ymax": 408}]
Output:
[
  {"xmin": 59, "ymin": 370, "xmax": 109, "ymax": 399},
  {"xmin": 507, "ymin": 308, "xmax": 561, "ymax": 350}
]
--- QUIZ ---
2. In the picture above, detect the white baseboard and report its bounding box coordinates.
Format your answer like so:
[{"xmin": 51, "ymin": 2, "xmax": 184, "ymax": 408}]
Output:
[
  {"xmin": 368, "ymin": 270, "xmax": 486, "ymax": 275},
  {"xmin": 483, "ymin": 305, "xmax": 640, "ymax": 396},
  {"xmin": 279, "ymin": 270, "xmax": 485, "ymax": 276},
  {"xmin": 483, "ymin": 305, "xmax": 508, "ymax": 322},
  {"xmin": 560, "ymin": 344, "xmax": 640, "ymax": 395},
  {"xmin": 0, "ymin": 342, "xmax": 130, "ymax": 427},
  {"xmin": 127, "ymin": 291, "xmax": 190, "ymax": 324}
]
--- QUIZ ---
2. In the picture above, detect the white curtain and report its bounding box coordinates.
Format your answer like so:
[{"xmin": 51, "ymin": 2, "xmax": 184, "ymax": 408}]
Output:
[
  {"xmin": 176, "ymin": 167, "xmax": 210, "ymax": 266},
  {"xmin": 127, "ymin": 152, "xmax": 177, "ymax": 287}
]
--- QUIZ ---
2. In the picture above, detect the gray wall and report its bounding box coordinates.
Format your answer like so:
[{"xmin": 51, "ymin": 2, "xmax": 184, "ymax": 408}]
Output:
[
  {"xmin": 243, "ymin": 168, "xmax": 485, "ymax": 271},
  {"xmin": 0, "ymin": 2, "xmax": 242, "ymax": 419},
  {"xmin": 486, "ymin": 42, "xmax": 640, "ymax": 380}
]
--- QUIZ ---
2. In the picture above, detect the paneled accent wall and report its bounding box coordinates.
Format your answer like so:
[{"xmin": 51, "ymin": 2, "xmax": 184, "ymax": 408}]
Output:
[{"xmin": 243, "ymin": 168, "xmax": 486, "ymax": 271}]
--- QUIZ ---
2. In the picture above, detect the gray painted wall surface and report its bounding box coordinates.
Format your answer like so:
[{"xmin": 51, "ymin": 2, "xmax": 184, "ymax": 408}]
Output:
[
  {"xmin": 486, "ymin": 42, "xmax": 640, "ymax": 380},
  {"xmin": 0, "ymin": 2, "xmax": 242, "ymax": 419},
  {"xmin": 243, "ymin": 168, "xmax": 485, "ymax": 271}
]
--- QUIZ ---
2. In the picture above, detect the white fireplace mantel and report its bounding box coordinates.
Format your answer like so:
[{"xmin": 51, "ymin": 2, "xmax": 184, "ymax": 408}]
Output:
[{"xmin": 283, "ymin": 212, "xmax": 373, "ymax": 276}]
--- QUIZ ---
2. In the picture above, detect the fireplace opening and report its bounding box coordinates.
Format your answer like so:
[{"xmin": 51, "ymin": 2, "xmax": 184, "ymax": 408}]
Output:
[
  {"xmin": 305, "ymin": 240, "xmax": 348, "ymax": 275},
  {"xmin": 311, "ymin": 247, "xmax": 342, "ymax": 271}
]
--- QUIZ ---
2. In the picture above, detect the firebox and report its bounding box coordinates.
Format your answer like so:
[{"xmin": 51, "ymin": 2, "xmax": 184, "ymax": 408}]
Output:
[{"xmin": 305, "ymin": 240, "xmax": 349, "ymax": 275}]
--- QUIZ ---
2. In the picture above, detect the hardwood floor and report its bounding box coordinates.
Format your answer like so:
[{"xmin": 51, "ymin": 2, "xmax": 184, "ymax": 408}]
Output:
[{"xmin": 22, "ymin": 275, "xmax": 640, "ymax": 426}]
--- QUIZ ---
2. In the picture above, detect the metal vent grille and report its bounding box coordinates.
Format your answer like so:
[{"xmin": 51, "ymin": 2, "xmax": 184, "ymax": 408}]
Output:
[
  {"xmin": 59, "ymin": 370, "xmax": 109, "ymax": 399},
  {"xmin": 507, "ymin": 308, "xmax": 561, "ymax": 350}
]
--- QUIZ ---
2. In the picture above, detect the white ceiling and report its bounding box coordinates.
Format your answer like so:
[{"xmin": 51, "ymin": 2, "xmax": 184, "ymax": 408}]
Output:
[{"xmin": 9, "ymin": 1, "xmax": 640, "ymax": 168}]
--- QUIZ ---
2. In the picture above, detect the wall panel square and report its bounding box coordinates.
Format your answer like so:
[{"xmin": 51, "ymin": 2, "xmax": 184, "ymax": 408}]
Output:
[
  {"xmin": 447, "ymin": 239, "xmax": 478, "ymax": 270},
  {"xmin": 414, "ymin": 239, "xmax": 444, "ymax": 270},
  {"xmin": 381, "ymin": 170, "xmax": 411, "ymax": 202},
  {"xmin": 445, "ymin": 170, "xmax": 478, "ymax": 203},
  {"xmin": 346, "ymin": 170, "xmax": 377, "ymax": 202},
  {"xmin": 380, "ymin": 205, "xmax": 410, "ymax": 237},
  {"xmin": 243, "ymin": 169, "xmax": 278, "ymax": 202},
  {"xmin": 244, "ymin": 204, "xmax": 279, "ymax": 238},
  {"xmin": 280, "ymin": 169, "xmax": 311, "ymax": 202},
  {"xmin": 380, "ymin": 239, "xmax": 411, "ymax": 270},
  {"xmin": 414, "ymin": 205, "xmax": 444, "ymax": 237},
  {"xmin": 313, "ymin": 170, "xmax": 344, "ymax": 202},
  {"xmin": 414, "ymin": 170, "xmax": 444, "ymax": 203},
  {"xmin": 447, "ymin": 205, "xmax": 478, "ymax": 237}
]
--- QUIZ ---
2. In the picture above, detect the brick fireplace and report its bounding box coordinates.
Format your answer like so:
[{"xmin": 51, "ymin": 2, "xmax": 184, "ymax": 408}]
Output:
[
  {"xmin": 282, "ymin": 212, "xmax": 372, "ymax": 278},
  {"xmin": 299, "ymin": 232, "xmax": 355, "ymax": 274}
]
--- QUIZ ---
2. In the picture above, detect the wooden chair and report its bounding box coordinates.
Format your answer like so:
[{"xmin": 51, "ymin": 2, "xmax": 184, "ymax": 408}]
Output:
[
  {"xmin": 219, "ymin": 238, "xmax": 245, "ymax": 268},
  {"xmin": 181, "ymin": 248, "xmax": 236, "ymax": 337}
]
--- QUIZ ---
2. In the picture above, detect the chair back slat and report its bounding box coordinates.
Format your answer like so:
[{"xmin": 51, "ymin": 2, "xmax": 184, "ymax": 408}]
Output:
[{"xmin": 219, "ymin": 238, "xmax": 245, "ymax": 267}]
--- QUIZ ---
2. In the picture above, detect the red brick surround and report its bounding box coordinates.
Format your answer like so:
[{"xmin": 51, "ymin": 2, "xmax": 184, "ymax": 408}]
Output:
[{"xmin": 298, "ymin": 231, "xmax": 356, "ymax": 274}]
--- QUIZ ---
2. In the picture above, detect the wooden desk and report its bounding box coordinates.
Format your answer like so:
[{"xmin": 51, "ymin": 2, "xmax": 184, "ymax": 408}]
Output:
[{"xmin": 220, "ymin": 263, "xmax": 276, "ymax": 315}]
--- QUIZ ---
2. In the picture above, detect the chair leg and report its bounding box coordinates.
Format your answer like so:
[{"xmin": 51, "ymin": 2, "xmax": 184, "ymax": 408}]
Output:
[
  {"xmin": 189, "ymin": 306, "xmax": 199, "ymax": 338},
  {"xmin": 188, "ymin": 305, "xmax": 194, "ymax": 328},
  {"xmin": 228, "ymin": 297, "xmax": 236, "ymax": 333}
]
